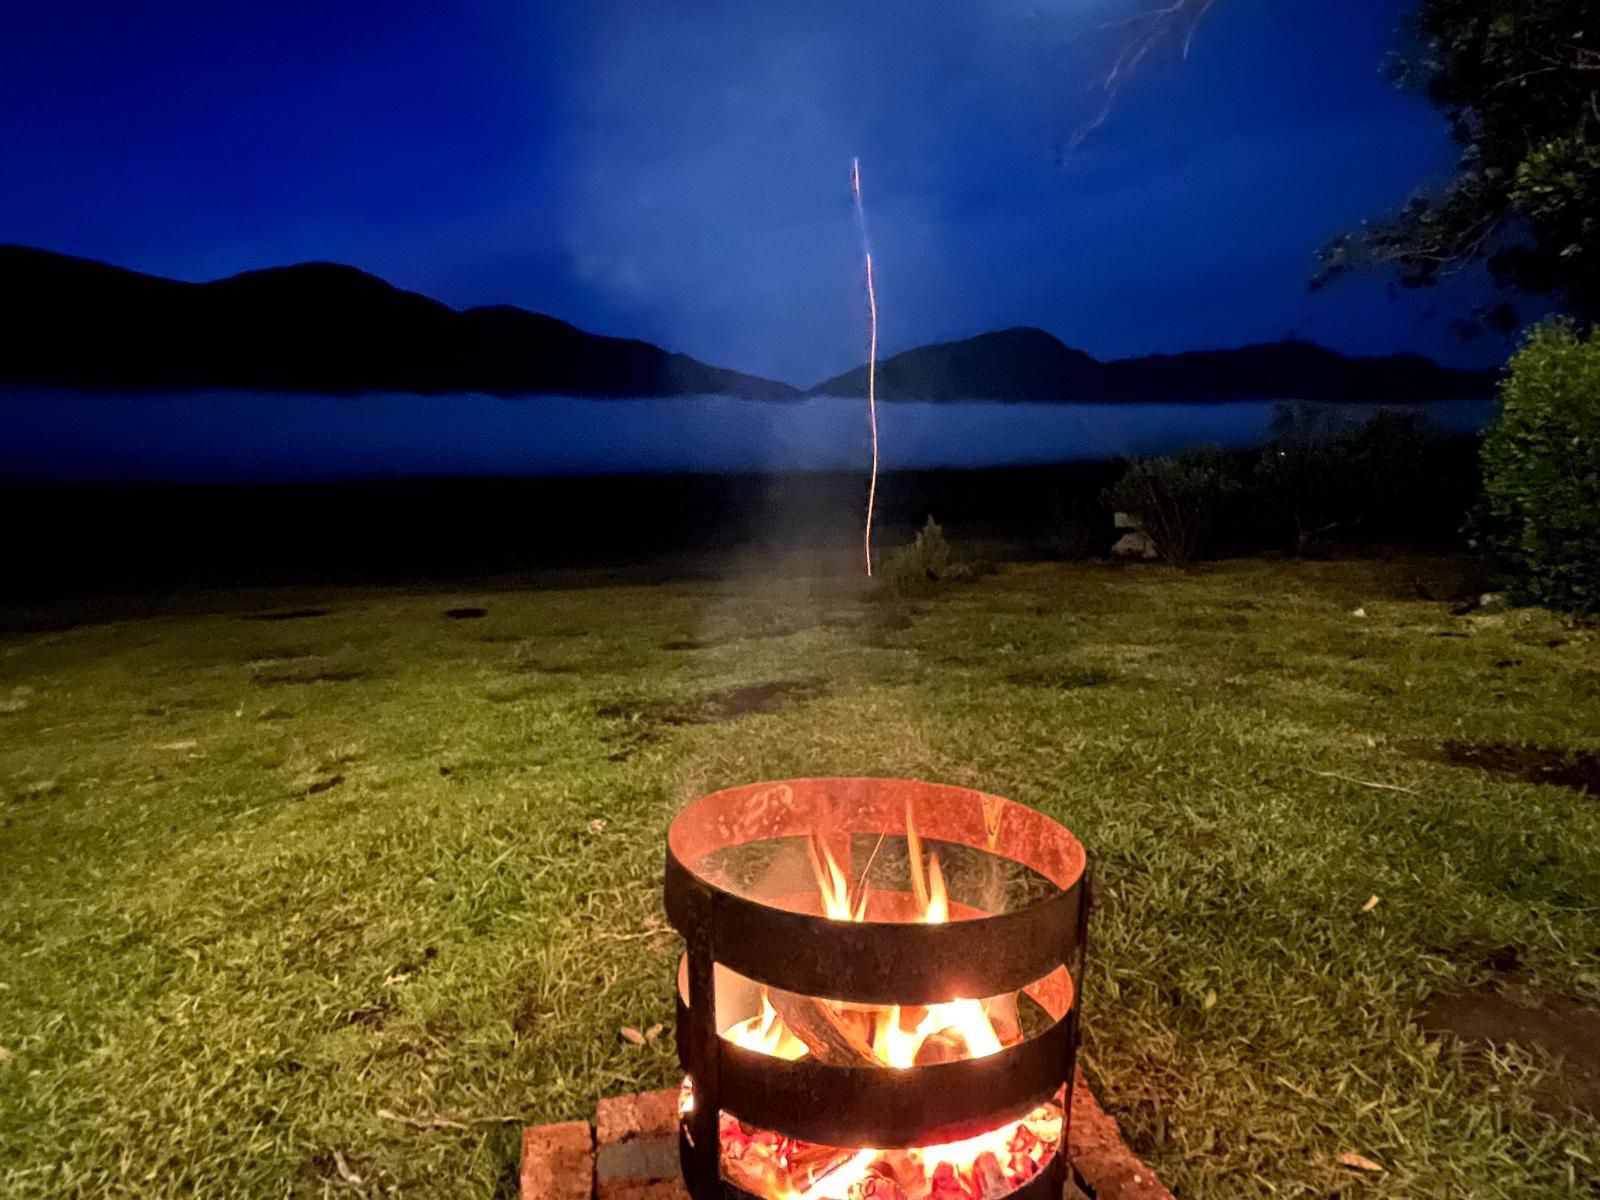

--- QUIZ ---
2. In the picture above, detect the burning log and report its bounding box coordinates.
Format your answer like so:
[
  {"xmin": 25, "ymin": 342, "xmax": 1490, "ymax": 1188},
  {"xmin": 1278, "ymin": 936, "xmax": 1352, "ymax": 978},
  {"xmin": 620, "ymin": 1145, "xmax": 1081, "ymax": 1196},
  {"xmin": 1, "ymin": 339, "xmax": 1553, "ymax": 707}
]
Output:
[
  {"xmin": 784, "ymin": 1141, "xmax": 864, "ymax": 1180},
  {"xmin": 766, "ymin": 989, "xmax": 879, "ymax": 1066},
  {"xmin": 984, "ymin": 994, "xmax": 1022, "ymax": 1045},
  {"xmin": 911, "ymin": 1028, "xmax": 967, "ymax": 1066}
]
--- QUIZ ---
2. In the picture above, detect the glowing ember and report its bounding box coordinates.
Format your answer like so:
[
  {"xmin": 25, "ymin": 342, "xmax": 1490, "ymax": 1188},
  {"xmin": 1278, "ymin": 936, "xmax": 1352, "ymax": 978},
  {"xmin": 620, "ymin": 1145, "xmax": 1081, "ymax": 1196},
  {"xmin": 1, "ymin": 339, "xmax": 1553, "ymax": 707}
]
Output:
[
  {"xmin": 679, "ymin": 1078, "xmax": 1061, "ymax": 1200},
  {"xmin": 684, "ymin": 805, "xmax": 1062, "ymax": 1200}
]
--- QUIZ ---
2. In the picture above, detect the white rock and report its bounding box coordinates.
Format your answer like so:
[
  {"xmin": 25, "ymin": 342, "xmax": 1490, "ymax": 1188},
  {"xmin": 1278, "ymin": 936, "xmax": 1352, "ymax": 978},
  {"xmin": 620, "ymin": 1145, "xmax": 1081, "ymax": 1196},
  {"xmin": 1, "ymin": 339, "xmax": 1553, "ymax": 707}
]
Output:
[{"xmin": 1112, "ymin": 531, "xmax": 1160, "ymax": 560}]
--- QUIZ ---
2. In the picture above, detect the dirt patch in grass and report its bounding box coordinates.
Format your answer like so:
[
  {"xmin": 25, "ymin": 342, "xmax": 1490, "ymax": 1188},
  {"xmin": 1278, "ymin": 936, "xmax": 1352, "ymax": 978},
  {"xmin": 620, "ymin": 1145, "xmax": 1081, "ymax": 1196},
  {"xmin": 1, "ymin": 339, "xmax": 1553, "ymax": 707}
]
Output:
[
  {"xmin": 1410, "ymin": 740, "xmax": 1600, "ymax": 794},
  {"xmin": 1006, "ymin": 667, "xmax": 1113, "ymax": 690},
  {"xmin": 482, "ymin": 685, "xmax": 541, "ymax": 704},
  {"xmin": 504, "ymin": 641, "xmax": 592, "ymax": 675},
  {"xmin": 241, "ymin": 608, "xmax": 329, "ymax": 622},
  {"xmin": 8, "ymin": 778, "xmax": 62, "ymax": 806},
  {"xmin": 595, "ymin": 681, "xmax": 821, "ymax": 727},
  {"xmin": 661, "ymin": 621, "xmax": 822, "ymax": 652},
  {"xmin": 141, "ymin": 698, "xmax": 209, "ymax": 718},
  {"xmin": 444, "ymin": 607, "xmax": 487, "ymax": 620},
  {"xmin": 250, "ymin": 648, "xmax": 369, "ymax": 686},
  {"xmin": 1415, "ymin": 978, "xmax": 1600, "ymax": 1119},
  {"xmin": 856, "ymin": 605, "xmax": 918, "ymax": 647},
  {"xmin": 1478, "ymin": 944, "xmax": 1524, "ymax": 976},
  {"xmin": 596, "ymin": 680, "xmax": 826, "ymax": 761},
  {"xmin": 668, "ymin": 680, "xmax": 826, "ymax": 724},
  {"xmin": 536, "ymin": 663, "xmax": 582, "ymax": 675}
]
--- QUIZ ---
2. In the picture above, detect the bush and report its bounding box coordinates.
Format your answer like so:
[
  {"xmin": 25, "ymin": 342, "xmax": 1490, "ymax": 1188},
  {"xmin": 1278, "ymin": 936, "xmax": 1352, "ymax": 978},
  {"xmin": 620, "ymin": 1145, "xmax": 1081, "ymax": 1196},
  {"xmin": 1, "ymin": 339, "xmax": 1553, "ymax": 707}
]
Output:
[
  {"xmin": 1480, "ymin": 320, "xmax": 1600, "ymax": 612},
  {"xmin": 1253, "ymin": 403, "xmax": 1438, "ymax": 554},
  {"xmin": 877, "ymin": 517, "xmax": 956, "ymax": 597},
  {"xmin": 1101, "ymin": 446, "xmax": 1236, "ymax": 568}
]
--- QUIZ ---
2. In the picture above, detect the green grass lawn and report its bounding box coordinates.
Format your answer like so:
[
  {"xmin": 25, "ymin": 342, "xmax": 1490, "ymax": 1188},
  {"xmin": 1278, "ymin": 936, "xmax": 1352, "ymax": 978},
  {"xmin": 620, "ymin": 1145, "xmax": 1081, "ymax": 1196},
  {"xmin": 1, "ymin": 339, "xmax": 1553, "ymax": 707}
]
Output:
[{"xmin": 2, "ymin": 555, "xmax": 1598, "ymax": 1198}]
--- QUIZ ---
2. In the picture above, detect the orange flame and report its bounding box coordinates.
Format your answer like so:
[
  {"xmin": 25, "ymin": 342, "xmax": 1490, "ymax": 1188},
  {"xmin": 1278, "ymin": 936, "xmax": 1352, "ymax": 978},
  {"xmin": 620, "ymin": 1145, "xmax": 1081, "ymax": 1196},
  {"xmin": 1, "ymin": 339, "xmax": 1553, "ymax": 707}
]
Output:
[
  {"xmin": 803, "ymin": 806, "xmax": 1002, "ymax": 1068},
  {"xmin": 725, "ymin": 989, "xmax": 810, "ymax": 1061},
  {"xmin": 808, "ymin": 832, "xmax": 871, "ymax": 922}
]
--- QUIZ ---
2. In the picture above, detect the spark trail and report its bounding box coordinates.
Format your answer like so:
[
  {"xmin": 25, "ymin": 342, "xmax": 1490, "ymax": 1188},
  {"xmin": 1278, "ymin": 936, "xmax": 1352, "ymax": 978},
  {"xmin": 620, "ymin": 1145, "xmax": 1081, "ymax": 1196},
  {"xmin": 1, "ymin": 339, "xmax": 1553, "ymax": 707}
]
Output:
[{"xmin": 851, "ymin": 156, "xmax": 880, "ymax": 577}]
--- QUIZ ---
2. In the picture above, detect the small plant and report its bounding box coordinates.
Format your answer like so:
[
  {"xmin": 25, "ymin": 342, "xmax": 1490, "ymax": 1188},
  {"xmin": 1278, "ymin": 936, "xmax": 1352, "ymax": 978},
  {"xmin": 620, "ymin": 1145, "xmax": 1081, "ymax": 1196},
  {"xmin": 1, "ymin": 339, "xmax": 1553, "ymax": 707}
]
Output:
[
  {"xmin": 877, "ymin": 517, "xmax": 955, "ymax": 597},
  {"xmin": 1480, "ymin": 320, "xmax": 1600, "ymax": 613},
  {"xmin": 1102, "ymin": 446, "xmax": 1236, "ymax": 568}
]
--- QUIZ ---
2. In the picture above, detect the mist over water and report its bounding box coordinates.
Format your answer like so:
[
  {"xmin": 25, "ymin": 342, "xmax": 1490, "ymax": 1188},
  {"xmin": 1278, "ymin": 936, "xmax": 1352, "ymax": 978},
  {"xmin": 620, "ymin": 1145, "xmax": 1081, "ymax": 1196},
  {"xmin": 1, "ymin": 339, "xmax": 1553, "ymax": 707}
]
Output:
[{"xmin": 0, "ymin": 389, "xmax": 1494, "ymax": 483}]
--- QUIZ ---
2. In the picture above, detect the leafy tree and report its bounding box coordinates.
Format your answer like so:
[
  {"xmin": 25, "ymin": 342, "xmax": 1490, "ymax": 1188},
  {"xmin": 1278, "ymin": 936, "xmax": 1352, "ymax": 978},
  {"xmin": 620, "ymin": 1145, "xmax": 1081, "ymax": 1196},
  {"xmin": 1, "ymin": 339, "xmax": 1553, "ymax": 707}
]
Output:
[
  {"xmin": 1072, "ymin": 0, "xmax": 1218, "ymax": 151},
  {"xmin": 1102, "ymin": 446, "xmax": 1237, "ymax": 567},
  {"xmin": 1319, "ymin": 0, "xmax": 1600, "ymax": 325},
  {"xmin": 1479, "ymin": 320, "xmax": 1600, "ymax": 611}
]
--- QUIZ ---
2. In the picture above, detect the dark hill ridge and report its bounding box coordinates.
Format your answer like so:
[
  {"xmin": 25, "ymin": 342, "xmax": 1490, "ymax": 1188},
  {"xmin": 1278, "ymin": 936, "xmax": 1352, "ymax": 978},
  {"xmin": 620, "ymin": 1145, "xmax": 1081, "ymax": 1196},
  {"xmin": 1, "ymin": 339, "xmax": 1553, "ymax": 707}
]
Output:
[
  {"xmin": 812, "ymin": 326, "xmax": 1499, "ymax": 404},
  {"xmin": 0, "ymin": 245, "xmax": 799, "ymax": 400},
  {"xmin": 2, "ymin": 246, "xmax": 1498, "ymax": 404}
]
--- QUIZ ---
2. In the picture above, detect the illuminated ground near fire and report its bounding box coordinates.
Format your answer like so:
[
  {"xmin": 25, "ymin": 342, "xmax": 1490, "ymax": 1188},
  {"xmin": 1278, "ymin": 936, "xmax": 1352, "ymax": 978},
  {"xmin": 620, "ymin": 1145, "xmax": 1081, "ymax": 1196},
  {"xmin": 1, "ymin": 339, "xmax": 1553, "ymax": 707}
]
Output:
[{"xmin": 1, "ymin": 555, "xmax": 1597, "ymax": 1198}]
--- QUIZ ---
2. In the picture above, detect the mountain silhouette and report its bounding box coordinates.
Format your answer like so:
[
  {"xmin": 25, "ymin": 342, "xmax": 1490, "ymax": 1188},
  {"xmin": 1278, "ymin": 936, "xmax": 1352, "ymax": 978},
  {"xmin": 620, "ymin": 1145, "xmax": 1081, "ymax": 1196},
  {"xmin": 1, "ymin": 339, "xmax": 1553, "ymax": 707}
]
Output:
[
  {"xmin": 811, "ymin": 326, "xmax": 1498, "ymax": 404},
  {"xmin": 2, "ymin": 248, "xmax": 1498, "ymax": 405},
  {"xmin": 0, "ymin": 245, "xmax": 799, "ymax": 400}
]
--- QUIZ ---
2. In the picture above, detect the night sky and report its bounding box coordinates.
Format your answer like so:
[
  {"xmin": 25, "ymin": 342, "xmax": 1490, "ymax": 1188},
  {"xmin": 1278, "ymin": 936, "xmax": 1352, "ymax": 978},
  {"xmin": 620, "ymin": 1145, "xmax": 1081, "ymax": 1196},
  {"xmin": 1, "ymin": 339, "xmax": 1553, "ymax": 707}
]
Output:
[{"xmin": 1, "ymin": 0, "xmax": 1501, "ymax": 387}]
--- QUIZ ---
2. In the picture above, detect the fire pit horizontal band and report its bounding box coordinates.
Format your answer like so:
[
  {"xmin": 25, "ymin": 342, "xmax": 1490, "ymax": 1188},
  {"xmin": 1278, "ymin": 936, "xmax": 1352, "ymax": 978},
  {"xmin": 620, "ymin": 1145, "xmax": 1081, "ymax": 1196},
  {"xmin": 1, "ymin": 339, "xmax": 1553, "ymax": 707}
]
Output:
[
  {"xmin": 681, "ymin": 1130, "xmax": 1069, "ymax": 1200},
  {"xmin": 664, "ymin": 778, "xmax": 1087, "ymax": 1006},
  {"xmin": 675, "ymin": 970, "xmax": 1076, "ymax": 1147}
]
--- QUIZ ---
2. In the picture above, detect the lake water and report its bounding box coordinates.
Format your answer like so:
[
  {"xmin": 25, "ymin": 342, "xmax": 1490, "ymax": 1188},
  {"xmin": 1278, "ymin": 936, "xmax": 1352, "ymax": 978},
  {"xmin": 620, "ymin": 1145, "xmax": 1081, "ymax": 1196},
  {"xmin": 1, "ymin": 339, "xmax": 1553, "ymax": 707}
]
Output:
[{"xmin": 0, "ymin": 389, "xmax": 1496, "ymax": 483}]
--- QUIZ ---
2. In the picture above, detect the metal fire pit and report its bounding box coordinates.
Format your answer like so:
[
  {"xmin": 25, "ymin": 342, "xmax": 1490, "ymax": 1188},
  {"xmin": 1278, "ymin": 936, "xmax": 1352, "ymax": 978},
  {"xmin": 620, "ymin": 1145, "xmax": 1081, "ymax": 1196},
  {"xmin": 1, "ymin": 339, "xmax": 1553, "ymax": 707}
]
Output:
[{"xmin": 665, "ymin": 778, "xmax": 1089, "ymax": 1200}]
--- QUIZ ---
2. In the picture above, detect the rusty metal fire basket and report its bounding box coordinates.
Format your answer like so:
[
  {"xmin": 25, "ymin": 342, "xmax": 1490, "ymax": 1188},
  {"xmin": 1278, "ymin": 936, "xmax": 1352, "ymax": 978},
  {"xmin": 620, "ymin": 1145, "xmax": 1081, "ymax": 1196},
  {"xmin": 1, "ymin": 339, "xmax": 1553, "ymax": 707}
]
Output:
[{"xmin": 665, "ymin": 778, "xmax": 1090, "ymax": 1200}]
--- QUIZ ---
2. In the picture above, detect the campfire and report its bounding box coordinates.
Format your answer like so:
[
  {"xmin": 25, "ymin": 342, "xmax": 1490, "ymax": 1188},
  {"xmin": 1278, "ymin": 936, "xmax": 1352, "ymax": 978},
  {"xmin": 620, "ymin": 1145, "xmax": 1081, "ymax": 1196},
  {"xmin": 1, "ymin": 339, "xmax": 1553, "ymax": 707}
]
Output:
[{"xmin": 665, "ymin": 779, "xmax": 1089, "ymax": 1200}]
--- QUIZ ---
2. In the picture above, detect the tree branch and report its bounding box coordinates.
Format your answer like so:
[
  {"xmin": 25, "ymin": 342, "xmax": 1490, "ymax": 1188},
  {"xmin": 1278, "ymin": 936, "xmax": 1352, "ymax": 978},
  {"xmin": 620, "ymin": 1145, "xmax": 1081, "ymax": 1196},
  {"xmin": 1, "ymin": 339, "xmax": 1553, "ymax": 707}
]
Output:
[{"xmin": 1068, "ymin": 0, "xmax": 1217, "ymax": 153}]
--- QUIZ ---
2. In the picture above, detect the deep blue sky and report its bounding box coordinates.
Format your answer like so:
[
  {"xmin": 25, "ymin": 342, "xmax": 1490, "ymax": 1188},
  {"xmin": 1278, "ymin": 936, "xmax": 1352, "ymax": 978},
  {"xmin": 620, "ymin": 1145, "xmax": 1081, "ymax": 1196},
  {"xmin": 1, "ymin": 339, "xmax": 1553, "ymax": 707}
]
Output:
[{"xmin": 0, "ymin": 0, "xmax": 1500, "ymax": 386}]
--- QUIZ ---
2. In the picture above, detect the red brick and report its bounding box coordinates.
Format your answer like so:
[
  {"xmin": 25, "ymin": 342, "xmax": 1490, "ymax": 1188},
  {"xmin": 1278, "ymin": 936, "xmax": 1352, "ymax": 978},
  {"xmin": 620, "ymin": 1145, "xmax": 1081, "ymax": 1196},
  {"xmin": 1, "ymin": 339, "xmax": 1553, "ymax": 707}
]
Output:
[
  {"xmin": 595, "ymin": 1090, "xmax": 678, "ymax": 1145},
  {"xmin": 595, "ymin": 1090, "xmax": 680, "ymax": 1185},
  {"xmin": 1067, "ymin": 1068, "xmax": 1174, "ymax": 1200},
  {"xmin": 597, "ymin": 1179, "xmax": 690, "ymax": 1200},
  {"xmin": 521, "ymin": 1120, "xmax": 594, "ymax": 1200}
]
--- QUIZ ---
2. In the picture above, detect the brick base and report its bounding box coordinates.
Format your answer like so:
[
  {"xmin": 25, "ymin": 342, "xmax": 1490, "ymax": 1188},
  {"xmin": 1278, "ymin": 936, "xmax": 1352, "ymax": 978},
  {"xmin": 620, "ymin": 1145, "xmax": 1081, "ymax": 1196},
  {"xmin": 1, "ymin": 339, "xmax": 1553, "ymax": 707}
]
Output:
[
  {"xmin": 521, "ymin": 1121, "xmax": 597, "ymax": 1200},
  {"xmin": 524, "ymin": 1070, "xmax": 1171, "ymax": 1200}
]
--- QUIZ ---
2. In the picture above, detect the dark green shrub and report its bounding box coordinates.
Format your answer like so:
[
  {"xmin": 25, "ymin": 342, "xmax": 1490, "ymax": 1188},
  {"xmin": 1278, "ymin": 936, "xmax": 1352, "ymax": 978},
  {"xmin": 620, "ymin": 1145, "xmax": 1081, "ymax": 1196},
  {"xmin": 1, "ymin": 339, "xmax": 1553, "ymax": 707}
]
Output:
[
  {"xmin": 877, "ymin": 517, "xmax": 954, "ymax": 597},
  {"xmin": 1480, "ymin": 320, "xmax": 1600, "ymax": 613},
  {"xmin": 1252, "ymin": 403, "xmax": 1440, "ymax": 554},
  {"xmin": 1101, "ymin": 446, "xmax": 1237, "ymax": 568}
]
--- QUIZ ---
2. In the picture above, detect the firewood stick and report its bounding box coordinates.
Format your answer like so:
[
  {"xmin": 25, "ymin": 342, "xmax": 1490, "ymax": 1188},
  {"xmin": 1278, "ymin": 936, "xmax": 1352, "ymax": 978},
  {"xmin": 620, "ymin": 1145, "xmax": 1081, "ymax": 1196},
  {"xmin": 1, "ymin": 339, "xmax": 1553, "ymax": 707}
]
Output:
[{"xmin": 766, "ymin": 990, "xmax": 880, "ymax": 1065}]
